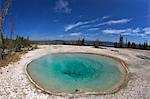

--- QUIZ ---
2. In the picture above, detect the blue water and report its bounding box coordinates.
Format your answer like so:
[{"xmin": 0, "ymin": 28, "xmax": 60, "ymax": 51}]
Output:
[{"xmin": 27, "ymin": 53, "xmax": 125, "ymax": 93}]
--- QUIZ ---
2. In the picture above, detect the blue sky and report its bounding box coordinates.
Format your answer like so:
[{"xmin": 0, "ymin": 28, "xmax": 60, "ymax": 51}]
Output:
[{"xmin": 2, "ymin": 0, "xmax": 150, "ymax": 43}]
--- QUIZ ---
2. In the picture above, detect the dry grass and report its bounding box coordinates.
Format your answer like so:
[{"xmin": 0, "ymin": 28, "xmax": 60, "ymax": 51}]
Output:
[{"xmin": 0, "ymin": 51, "xmax": 27, "ymax": 67}]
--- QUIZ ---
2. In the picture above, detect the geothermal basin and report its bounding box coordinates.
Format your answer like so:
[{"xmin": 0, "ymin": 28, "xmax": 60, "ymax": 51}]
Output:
[{"xmin": 26, "ymin": 53, "xmax": 128, "ymax": 95}]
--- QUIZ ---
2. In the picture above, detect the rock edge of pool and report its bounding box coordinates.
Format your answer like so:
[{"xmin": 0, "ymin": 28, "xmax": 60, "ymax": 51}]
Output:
[{"xmin": 25, "ymin": 52, "xmax": 129, "ymax": 96}]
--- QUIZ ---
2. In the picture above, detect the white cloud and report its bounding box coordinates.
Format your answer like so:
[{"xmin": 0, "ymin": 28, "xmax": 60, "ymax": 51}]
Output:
[
  {"xmin": 102, "ymin": 28, "xmax": 140, "ymax": 35},
  {"xmin": 136, "ymin": 33, "xmax": 146, "ymax": 37},
  {"xmin": 65, "ymin": 22, "xmax": 85, "ymax": 32},
  {"xmin": 69, "ymin": 32, "xmax": 82, "ymax": 36},
  {"xmin": 107, "ymin": 19, "xmax": 132, "ymax": 24},
  {"xmin": 65, "ymin": 18, "xmax": 99, "ymax": 31},
  {"xmin": 79, "ymin": 25, "xmax": 93, "ymax": 29},
  {"xmin": 102, "ymin": 16, "xmax": 111, "ymax": 20},
  {"xmin": 132, "ymin": 28, "xmax": 140, "ymax": 33},
  {"xmin": 143, "ymin": 27, "xmax": 150, "ymax": 34},
  {"xmin": 65, "ymin": 18, "xmax": 132, "ymax": 32},
  {"xmin": 96, "ymin": 18, "xmax": 132, "ymax": 26},
  {"xmin": 88, "ymin": 28, "xmax": 99, "ymax": 31},
  {"xmin": 102, "ymin": 27, "xmax": 150, "ymax": 37},
  {"xmin": 54, "ymin": 0, "xmax": 72, "ymax": 14},
  {"xmin": 102, "ymin": 29, "xmax": 127, "ymax": 34}
]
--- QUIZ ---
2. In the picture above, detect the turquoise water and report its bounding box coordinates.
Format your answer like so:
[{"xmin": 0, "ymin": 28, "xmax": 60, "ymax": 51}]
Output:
[{"xmin": 27, "ymin": 53, "xmax": 125, "ymax": 93}]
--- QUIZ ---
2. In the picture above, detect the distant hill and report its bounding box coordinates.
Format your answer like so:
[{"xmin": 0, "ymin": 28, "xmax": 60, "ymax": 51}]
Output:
[{"xmin": 31, "ymin": 40, "xmax": 115, "ymax": 47}]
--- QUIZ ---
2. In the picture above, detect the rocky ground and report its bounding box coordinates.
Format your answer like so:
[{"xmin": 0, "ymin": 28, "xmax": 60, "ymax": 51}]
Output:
[{"xmin": 0, "ymin": 45, "xmax": 150, "ymax": 99}]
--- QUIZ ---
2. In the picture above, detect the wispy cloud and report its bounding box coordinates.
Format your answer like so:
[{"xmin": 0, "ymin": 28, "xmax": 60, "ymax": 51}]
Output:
[
  {"xmin": 65, "ymin": 22, "xmax": 85, "ymax": 32},
  {"xmin": 54, "ymin": 0, "xmax": 72, "ymax": 14},
  {"xmin": 107, "ymin": 19, "xmax": 132, "ymax": 24},
  {"xmin": 102, "ymin": 27, "xmax": 150, "ymax": 37},
  {"xmin": 65, "ymin": 18, "xmax": 99, "ymax": 32},
  {"xmin": 79, "ymin": 25, "xmax": 93, "ymax": 29},
  {"xmin": 102, "ymin": 16, "xmax": 111, "ymax": 20},
  {"xmin": 96, "ymin": 18, "xmax": 132, "ymax": 26},
  {"xmin": 102, "ymin": 28, "xmax": 140, "ymax": 35},
  {"xmin": 69, "ymin": 32, "xmax": 82, "ymax": 36},
  {"xmin": 102, "ymin": 29, "xmax": 128, "ymax": 34},
  {"xmin": 88, "ymin": 28, "xmax": 99, "ymax": 31},
  {"xmin": 65, "ymin": 18, "xmax": 132, "ymax": 32},
  {"xmin": 143, "ymin": 27, "xmax": 150, "ymax": 34}
]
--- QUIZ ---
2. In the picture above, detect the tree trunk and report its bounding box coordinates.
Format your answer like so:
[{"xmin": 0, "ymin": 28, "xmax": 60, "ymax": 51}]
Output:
[
  {"xmin": 0, "ymin": 31, "xmax": 2, "ymax": 62},
  {"xmin": 0, "ymin": 48, "xmax": 2, "ymax": 63},
  {"xmin": 0, "ymin": 17, "xmax": 3, "ymax": 62}
]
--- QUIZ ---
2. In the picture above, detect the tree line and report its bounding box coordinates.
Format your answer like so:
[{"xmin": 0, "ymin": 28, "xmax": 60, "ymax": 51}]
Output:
[
  {"xmin": 75, "ymin": 38, "xmax": 100, "ymax": 48},
  {"xmin": 114, "ymin": 35, "xmax": 150, "ymax": 50},
  {"xmin": 2, "ymin": 35, "xmax": 31, "ymax": 52},
  {"xmin": 75, "ymin": 36, "xmax": 149, "ymax": 50}
]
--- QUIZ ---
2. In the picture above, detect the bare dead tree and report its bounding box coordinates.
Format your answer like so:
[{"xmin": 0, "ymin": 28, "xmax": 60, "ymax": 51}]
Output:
[{"xmin": 0, "ymin": 0, "xmax": 12, "ymax": 62}]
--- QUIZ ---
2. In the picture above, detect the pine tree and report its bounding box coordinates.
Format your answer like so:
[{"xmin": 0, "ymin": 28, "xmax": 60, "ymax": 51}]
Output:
[
  {"xmin": 127, "ymin": 41, "xmax": 131, "ymax": 48},
  {"xmin": 131, "ymin": 42, "xmax": 136, "ymax": 48},
  {"xmin": 119, "ymin": 35, "xmax": 124, "ymax": 48},
  {"xmin": 81, "ymin": 38, "xmax": 85, "ymax": 45},
  {"xmin": 138, "ymin": 43, "xmax": 142, "ymax": 49},
  {"xmin": 76, "ymin": 38, "xmax": 82, "ymax": 46},
  {"xmin": 94, "ymin": 39, "xmax": 100, "ymax": 48}
]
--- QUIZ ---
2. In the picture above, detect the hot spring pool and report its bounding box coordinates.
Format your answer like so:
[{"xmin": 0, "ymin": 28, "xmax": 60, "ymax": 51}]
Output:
[{"xmin": 26, "ymin": 53, "xmax": 128, "ymax": 95}]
